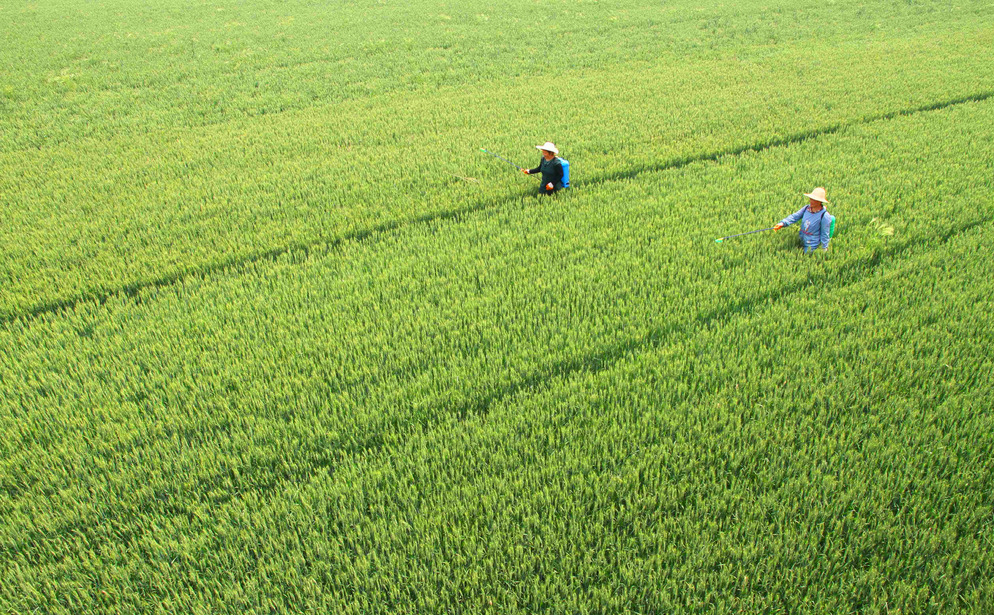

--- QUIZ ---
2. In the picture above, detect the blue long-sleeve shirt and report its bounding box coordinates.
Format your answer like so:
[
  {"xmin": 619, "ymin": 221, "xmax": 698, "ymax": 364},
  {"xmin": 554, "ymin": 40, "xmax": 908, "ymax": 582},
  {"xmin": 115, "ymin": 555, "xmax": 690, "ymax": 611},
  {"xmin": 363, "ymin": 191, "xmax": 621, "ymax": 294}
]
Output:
[{"xmin": 780, "ymin": 206, "xmax": 833, "ymax": 252}]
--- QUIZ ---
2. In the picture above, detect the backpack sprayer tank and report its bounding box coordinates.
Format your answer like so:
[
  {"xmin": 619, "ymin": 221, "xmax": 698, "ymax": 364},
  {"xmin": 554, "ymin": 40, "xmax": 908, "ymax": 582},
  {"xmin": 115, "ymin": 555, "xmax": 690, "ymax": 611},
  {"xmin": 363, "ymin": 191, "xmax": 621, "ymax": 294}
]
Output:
[{"xmin": 557, "ymin": 157, "xmax": 570, "ymax": 188}]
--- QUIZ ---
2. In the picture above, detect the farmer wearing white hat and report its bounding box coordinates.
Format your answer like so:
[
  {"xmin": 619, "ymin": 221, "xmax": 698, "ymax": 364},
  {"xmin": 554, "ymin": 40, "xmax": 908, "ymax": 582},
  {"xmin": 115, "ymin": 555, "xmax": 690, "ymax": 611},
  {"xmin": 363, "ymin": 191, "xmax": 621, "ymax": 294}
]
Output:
[
  {"xmin": 523, "ymin": 142, "xmax": 565, "ymax": 194},
  {"xmin": 774, "ymin": 187, "xmax": 835, "ymax": 252}
]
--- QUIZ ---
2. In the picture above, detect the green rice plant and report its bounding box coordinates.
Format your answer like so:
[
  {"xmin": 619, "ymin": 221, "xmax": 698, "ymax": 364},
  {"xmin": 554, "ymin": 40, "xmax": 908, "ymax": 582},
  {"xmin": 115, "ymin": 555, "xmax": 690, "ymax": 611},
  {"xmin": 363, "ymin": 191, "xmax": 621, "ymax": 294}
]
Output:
[
  {"xmin": 3, "ymin": 0, "xmax": 991, "ymax": 151},
  {"xmin": 2, "ymin": 1, "xmax": 994, "ymax": 612},
  {"xmin": 1, "ymin": 2, "xmax": 993, "ymax": 321},
  {"xmin": 870, "ymin": 217, "xmax": 895, "ymax": 237},
  {"xmin": 2, "ymin": 89, "xmax": 992, "ymax": 613}
]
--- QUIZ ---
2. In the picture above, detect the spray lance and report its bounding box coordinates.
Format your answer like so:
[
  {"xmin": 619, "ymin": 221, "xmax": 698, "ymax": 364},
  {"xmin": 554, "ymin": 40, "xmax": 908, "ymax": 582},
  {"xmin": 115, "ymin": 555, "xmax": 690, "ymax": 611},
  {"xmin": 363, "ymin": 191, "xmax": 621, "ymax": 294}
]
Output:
[
  {"xmin": 714, "ymin": 227, "xmax": 778, "ymax": 243},
  {"xmin": 479, "ymin": 148, "xmax": 525, "ymax": 171}
]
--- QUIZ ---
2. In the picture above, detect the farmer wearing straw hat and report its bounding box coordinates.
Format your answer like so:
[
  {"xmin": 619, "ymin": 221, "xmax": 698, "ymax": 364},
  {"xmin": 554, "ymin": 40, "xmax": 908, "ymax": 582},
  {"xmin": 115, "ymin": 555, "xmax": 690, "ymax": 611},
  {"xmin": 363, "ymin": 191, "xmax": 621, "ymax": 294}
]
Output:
[
  {"xmin": 774, "ymin": 187, "xmax": 835, "ymax": 252},
  {"xmin": 523, "ymin": 142, "xmax": 564, "ymax": 194}
]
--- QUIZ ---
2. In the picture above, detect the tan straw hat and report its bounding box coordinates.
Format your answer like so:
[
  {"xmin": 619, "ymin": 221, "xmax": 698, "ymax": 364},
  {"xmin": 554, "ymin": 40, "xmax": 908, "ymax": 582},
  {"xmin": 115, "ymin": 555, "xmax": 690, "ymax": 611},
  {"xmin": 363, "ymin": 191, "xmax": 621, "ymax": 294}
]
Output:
[
  {"xmin": 804, "ymin": 187, "xmax": 829, "ymax": 203},
  {"xmin": 536, "ymin": 142, "xmax": 559, "ymax": 154}
]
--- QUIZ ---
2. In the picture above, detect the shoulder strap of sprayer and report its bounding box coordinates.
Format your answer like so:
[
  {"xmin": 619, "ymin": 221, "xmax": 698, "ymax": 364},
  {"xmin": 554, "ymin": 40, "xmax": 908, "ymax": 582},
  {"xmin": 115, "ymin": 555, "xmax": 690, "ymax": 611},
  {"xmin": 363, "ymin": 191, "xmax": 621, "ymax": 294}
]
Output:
[{"xmin": 814, "ymin": 207, "xmax": 836, "ymax": 238}]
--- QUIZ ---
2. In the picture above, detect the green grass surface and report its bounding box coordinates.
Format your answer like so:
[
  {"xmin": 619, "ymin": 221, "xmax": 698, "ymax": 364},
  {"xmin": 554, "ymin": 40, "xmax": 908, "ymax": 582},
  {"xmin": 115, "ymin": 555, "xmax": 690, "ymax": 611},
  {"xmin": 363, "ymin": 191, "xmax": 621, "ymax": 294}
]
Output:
[{"xmin": 1, "ymin": 0, "xmax": 993, "ymax": 613}]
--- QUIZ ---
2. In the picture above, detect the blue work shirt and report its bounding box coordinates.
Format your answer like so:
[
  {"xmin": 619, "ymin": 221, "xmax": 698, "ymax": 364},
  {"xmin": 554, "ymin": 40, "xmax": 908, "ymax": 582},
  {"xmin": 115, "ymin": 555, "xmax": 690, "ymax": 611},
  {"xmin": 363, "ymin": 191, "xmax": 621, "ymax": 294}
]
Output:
[{"xmin": 780, "ymin": 205, "xmax": 833, "ymax": 252}]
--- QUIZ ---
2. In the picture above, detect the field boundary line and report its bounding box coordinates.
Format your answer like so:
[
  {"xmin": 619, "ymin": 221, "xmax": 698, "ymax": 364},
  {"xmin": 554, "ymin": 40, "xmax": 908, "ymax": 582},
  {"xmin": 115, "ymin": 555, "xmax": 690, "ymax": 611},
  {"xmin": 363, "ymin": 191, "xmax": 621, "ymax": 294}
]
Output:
[{"xmin": 2, "ymin": 90, "xmax": 992, "ymax": 328}]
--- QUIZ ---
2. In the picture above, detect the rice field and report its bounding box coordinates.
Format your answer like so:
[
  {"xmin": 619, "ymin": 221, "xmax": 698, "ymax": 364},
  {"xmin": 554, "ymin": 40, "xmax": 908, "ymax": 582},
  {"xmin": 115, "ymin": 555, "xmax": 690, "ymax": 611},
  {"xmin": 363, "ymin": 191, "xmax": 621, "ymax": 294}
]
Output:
[{"xmin": 1, "ymin": 0, "xmax": 993, "ymax": 612}]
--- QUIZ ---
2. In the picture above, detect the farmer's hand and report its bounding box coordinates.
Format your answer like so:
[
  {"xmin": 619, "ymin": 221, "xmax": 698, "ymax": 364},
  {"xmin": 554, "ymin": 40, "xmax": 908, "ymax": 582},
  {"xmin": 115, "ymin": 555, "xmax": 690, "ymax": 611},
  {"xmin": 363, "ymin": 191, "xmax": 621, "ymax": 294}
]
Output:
[
  {"xmin": 773, "ymin": 223, "xmax": 784, "ymax": 231},
  {"xmin": 522, "ymin": 169, "xmax": 529, "ymax": 175},
  {"xmin": 546, "ymin": 183, "xmax": 554, "ymax": 191}
]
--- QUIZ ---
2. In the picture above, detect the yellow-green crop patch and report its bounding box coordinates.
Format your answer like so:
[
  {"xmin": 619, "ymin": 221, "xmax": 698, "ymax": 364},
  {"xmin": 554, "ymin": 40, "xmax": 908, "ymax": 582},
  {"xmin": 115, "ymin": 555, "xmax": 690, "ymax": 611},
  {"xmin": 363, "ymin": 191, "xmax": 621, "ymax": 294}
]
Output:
[{"xmin": 1, "ymin": 1, "xmax": 993, "ymax": 613}]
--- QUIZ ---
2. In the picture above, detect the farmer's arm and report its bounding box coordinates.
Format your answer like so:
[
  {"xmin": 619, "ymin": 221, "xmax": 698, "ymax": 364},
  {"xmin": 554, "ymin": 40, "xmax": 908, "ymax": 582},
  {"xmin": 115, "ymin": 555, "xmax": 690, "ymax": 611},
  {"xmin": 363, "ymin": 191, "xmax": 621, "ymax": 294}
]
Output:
[
  {"xmin": 525, "ymin": 160, "xmax": 542, "ymax": 175},
  {"xmin": 781, "ymin": 207, "xmax": 806, "ymax": 227},
  {"xmin": 775, "ymin": 207, "xmax": 806, "ymax": 230}
]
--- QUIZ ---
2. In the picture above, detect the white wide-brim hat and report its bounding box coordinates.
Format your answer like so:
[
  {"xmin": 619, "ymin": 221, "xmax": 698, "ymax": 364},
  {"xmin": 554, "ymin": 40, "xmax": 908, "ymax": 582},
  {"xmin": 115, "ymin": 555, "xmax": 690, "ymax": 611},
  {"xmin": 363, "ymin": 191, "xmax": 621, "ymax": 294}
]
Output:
[
  {"xmin": 536, "ymin": 142, "xmax": 559, "ymax": 154},
  {"xmin": 804, "ymin": 187, "xmax": 829, "ymax": 203}
]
